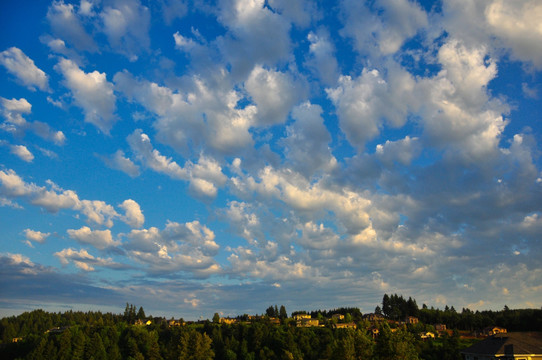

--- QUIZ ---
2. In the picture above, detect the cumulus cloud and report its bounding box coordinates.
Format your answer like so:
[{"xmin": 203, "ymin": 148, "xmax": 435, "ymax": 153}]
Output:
[
  {"xmin": 119, "ymin": 199, "xmax": 145, "ymax": 228},
  {"xmin": 0, "ymin": 97, "xmax": 66, "ymax": 144},
  {"xmin": 217, "ymin": 0, "xmax": 292, "ymax": 78},
  {"xmin": 24, "ymin": 229, "xmax": 51, "ymax": 244},
  {"xmin": 10, "ymin": 145, "xmax": 34, "ymax": 162},
  {"xmin": 375, "ymin": 136, "xmax": 421, "ymax": 166},
  {"xmin": 127, "ymin": 129, "xmax": 188, "ymax": 179},
  {"xmin": 100, "ymin": 0, "xmax": 151, "ymax": 60},
  {"xmin": 0, "ymin": 169, "xmax": 144, "ymax": 228},
  {"xmin": 326, "ymin": 66, "xmax": 416, "ymax": 150},
  {"xmin": 417, "ymin": 39, "xmax": 508, "ymax": 161},
  {"xmin": 67, "ymin": 227, "xmax": 119, "ymax": 250},
  {"xmin": 281, "ymin": 102, "xmax": 337, "ymax": 177},
  {"xmin": 101, "ymin": 150, "xmax": 141, "ymax": 177},
  {"xmin": 245, "ymin": 65, "xmax": 306, "ymax": 126},
  {"xmin": 159, "ymin": 0, "xmax": 188, "ymax": 24},
  {"xmin": 305, "ymin": 29, "xmax": 339, "ymax": 86},
  {"xmin": 484, "ymin": 0, "xmax": 542, "ymax": 68},
  {"xmin": 47, "ymin": 0, "xmax": 98, "ymax": 52},
  {"xmin": 340, "ymin": 0, "xmax": 428, "ymax": 58},
  {"xmin": 55, "ymin": 58, "xmax": 117, "ymax": 134},
  {"xmin": 0, "ymin": 47, "xmax": 49, "ymax": 91},
  {"xmin": 115, "ymin": 71, "xmax": 256, "ymax": 157},
  {"xmin": 54, "ymin": 248, "xmax": 122, "ymax": 271},
  {"xmin": 123, "ymin": 220, "xmax": 221, "ymax": 277}
]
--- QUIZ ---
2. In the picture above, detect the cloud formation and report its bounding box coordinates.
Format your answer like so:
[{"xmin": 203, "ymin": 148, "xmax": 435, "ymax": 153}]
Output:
[
  {"xmin": 0, "ymin": 47, "xmax": 49, "ymax": 91},
  {"xmin": 55, "ymin": 58, "xmax": 117, "ymax": 133},
  {"xmin": 1, "ymin": 0, "xmax": 541, "ymax": 319}
]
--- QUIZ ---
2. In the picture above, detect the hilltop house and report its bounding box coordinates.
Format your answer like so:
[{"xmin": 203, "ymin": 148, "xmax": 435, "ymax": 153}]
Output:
[
  {"xmin": 297, "ymin": 318, "xmax": 319, "ymax": 327},
  {"xmin": 333, "ymin": 322, "xmax": 356, "ymax": 329},
  {"xmin": 483, "ymin": 326, "xmax": 507, "ymax": 336},
  {"xmin": 368, "ymin": 326, "xmax": 380, "ymax": 339},
  {"xmin": 294, "ymin": 314, "xmax": 311, "ymax": 321},
  {"xmin": 405, "ymin": 316, "xmax": 419, "ymax": 325},
  {"xmin": 364, "ymin": 313, "xmax": 385, "ymax": 322},
  {"xmin": 168, "ymin": 319, "xmax": 183, "ymax": 327},
  {"xmin": 461, "ymin": 332, "xmax": 542, "ymax": 360},
  {"xmin": 332, "ymin": 314, "xmax": 344, "ymax": 321},
  {"xmin": 219, "ymin": 317, "xmax": 238, "ymax": 325},
  {"xmin": 420, "ymin": 332, "xmax": 435, "ymax": 340}
]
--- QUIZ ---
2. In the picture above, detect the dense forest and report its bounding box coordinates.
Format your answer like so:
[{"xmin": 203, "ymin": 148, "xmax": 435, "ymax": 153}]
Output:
[{"xmin": 1, "ymin": 295, "xmax": 540, "ymax": 360}]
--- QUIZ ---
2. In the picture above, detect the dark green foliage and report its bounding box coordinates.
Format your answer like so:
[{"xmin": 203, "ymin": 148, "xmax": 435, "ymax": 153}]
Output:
[{"xmin": 1, "ymin": 300, "xmax": 541, "ymax": 360}]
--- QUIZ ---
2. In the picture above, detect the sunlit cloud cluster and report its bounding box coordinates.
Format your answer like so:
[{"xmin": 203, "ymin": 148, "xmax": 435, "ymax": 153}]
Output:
[{"xmin": 0, "ymin": 0, "xmax": 541, "ymax": 319}]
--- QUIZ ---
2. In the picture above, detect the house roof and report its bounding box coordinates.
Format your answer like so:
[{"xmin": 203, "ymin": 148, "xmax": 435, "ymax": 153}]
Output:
[{"xmin": 461, "ymin": 332, "xmax": 542, "ymax": 356}]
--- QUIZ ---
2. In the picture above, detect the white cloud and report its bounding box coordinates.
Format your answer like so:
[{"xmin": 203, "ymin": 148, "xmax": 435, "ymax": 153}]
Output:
[
  {"xmin": 119, "ymin": 199, "xmax": 145, "ymax": 228},
  {"xmin": 127, "ymin": 129, "xmax": 188, "ymax": 179},
  {"xmin": 484, "ymin": 0, "xmax": 542, "ymax": 68},
  {"xmin": 340, "ymin": 0, "xmax": 428, "ymax": 58},
  {"xmin": 417, "ymin": 39, "xmax": 508, "ymax": 160},
  {"xmin": 159, "ymin": 0, "xmax": 188, "ymax": 25},
  {"xmin": 78, "ymin": 200, "xmax": 119, "ymax": 228},
  {"xmin": 101, "ymin": 150, "xmax": 141, "ymax": 178},
  {"xmin": 67, "ymin": 226, "xmax": 119, "ymax": 250},
  {"xmin": 115, "ymin": 71, "xmax": 256, "ymax": 157},
  {"xmin": 228, "ymin": 247, "xmax": 315, "ymax": 281},
  {"xmin": 217, "ymin": 0, "xmax": 292, "ymax": 78},
  {"xmin": 10, "ymin": 145, "xmax": 34, "ymax": 162},
  {"xmin": 173, "ymin": 32, "xmax": 197, "ymax": 52},
  {"xmin": 29, "ymin": 122, "xmax": 66, "ymax": 145},
  {"xmin": 124, "ymin": 221, "xmax": 221, "ymax": 277},
  {"xmin": 1, "ymin": 97, "xmax": 31, "ymax": 131},
  {"xmin": 282, "ymin": 101, "xmax": 337, "ymax": 177},
  {"xmin": 47, "ymin": 0, "xmax": 98, "ymax": 52},
  {"xmin": 55, "ymin": 58, "xmax": 117, "ymax": 134},
  {"xmin": 0, "ymin": 47, "xmax": 49, "ymax": 91},
  {"xmin": 0, "ymin": 169, "xmax": 144, "ymax": 228},
  {"xmin": 375, "ymin": 136, "xmax": 421, "ymax": 166},
  {"xmin": 1, "ymin": 97, "xmax": 65, "ymax": 144},
  {"xmin": 100, "ymin": 0, "xmax": 151, "ymax": 60},
  {"xmin": 305, "ymin": 29, "xmax": 339, "ymax": 86},
  {"xmin": 267, "ymin": 0, "xmax": 316, "ymax": 27},
  {"xmin": 24, "ymin": 229, "xmax": 51, "ymax": 244},
  {"xmin": 0, "ymin": 169, "xmax": 36, "ymax": 198},
  {"xmin": 245, "ymin": 65, "xmax": 306, "ymax": 126},
  {"xmin": 54, "ymin": 248, "xmax": 121, "ymax": 271},
  {"xmin": 442, "ymin": 0, "xmax": 542, "ymax": 69},
  {"xmin": 327, "ymin": 67, "xmax": 416, "ymax": 150}
]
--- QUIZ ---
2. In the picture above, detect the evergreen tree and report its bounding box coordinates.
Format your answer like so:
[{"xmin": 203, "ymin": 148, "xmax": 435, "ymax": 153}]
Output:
[
  {"xmin": 137, "ymin": 306, "xmax": 146, "ymax": 320},
  {"xmin": 279, "ymin": 305, "xmax": 288, "ymax": 320}
]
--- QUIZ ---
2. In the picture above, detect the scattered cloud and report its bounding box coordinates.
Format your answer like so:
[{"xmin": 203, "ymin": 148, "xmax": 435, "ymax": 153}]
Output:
[
  {"xmin": 0, "ymin": 47, "xmax": 49, "ymax": 91},
  {"xmin": 10, "ymin": 145, "xmax": 34, "ymax": 162},
  {"xmin": 55, "ymin": 58, "xmax": 117, "ymax": 134},
  {"xmin": 24, "ymin": 229, "xmax": 51, "ymax": 244}
]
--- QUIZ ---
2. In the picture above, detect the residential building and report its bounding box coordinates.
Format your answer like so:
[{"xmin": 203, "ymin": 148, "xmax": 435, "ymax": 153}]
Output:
[
  {"xmin": 297, "ymin": 318, "xmax": 319, "ymax": 327},
  {"xmin": 332, "ymin": 314, "xmax": 344, "ymax": 321},
  {"xmin": 483, "ymin": 326, "xmax": 508, "ymax": 336},
  {"xmin": 420, "ymin": 332, "xmax": 435, "ymax": 339},
  {"xmin": 461, "ymin": 332, "xmax": 542, "ymax": 360},
  {"xmin": 435, "ymin": 324, "xmax": 447, "ymax": 331},
  {"xmin": 220, "ymin": 317, "xmax": 238, "ymax": 325},
  {"xmin": 368, "ymin": 327, "xmax": 380, "ymax": 339},
  {"xmin": 294, "ymin": 314, "xmax": 311, "ymax": 321},
  {"xmin": 333, "ymin": 322, "xmax": 356, "ymax": 329},
  {"xmin": 405, "ymin": 316, "xmax": 419, "ymax": 324},
  {"xmin": 363, "ymin": 313, "xmax": 385, "ymax": 322}
]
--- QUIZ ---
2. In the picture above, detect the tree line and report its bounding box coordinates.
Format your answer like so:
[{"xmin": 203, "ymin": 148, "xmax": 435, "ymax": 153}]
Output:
[
  {"xmin": 377, "ymin": 293, "xmax": 542, "ymax": 331},
  {"xmin": 1, "ymin": 296, "xmax": 541, "ymax": 359}
]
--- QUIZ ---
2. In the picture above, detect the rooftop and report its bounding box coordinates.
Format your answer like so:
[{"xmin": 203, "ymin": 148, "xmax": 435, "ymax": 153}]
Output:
[{"xmin": 461, "ymin": 332, "xmax": 542, "ymax": 356}]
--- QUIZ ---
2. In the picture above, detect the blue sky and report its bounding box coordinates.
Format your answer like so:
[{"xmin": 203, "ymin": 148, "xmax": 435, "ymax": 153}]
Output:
[{"xmin": 1, "ymin": 0, "xmax": 541, "ymax": 320}]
